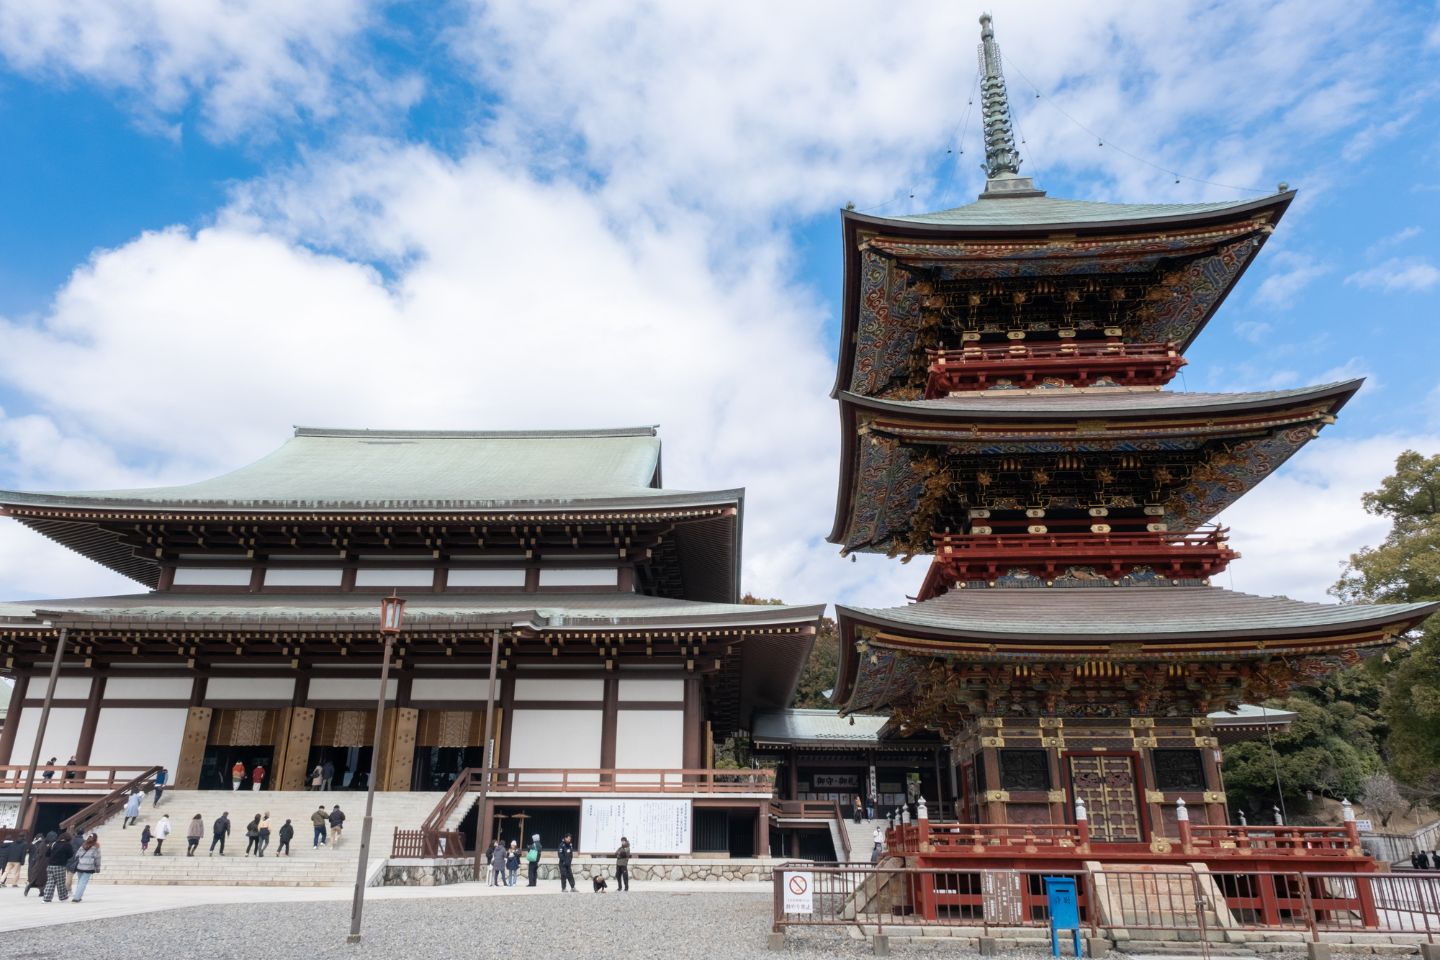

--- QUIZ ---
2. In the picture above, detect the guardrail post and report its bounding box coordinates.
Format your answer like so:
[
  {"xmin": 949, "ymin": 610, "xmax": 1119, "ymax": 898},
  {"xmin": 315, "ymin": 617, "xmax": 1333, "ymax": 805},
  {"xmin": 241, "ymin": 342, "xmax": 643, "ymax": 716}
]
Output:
[{"xmin": 767, "ymin": 867, "xmax": 786, "ymax": 950}]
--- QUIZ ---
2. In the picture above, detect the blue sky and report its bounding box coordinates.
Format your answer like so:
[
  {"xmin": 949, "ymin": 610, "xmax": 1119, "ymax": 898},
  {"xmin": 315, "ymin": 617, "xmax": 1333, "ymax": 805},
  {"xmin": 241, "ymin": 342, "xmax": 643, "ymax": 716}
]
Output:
[{"xmin": 0, "ymin": 0, "xmax": 1437, "ymax": 610}]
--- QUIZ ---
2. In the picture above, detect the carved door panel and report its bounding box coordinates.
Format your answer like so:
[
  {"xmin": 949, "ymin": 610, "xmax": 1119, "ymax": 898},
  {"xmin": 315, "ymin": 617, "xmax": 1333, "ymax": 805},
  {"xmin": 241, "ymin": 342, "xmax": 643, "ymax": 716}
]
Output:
[
  {"xmin": 278, "ymin": 708, "xmax": 315, "ymax": 791},
  {"xmin": 175, "ymin": 707, "xmax": 213, "ymax": 789},
  {"xmin": 1067, "ymin": 754, "xmax": 1143, "ymax": 842}
]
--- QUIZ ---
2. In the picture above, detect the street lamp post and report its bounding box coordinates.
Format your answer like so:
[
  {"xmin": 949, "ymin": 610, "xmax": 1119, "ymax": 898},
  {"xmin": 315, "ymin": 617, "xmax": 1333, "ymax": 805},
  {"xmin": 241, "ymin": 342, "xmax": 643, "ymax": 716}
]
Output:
[{"xmin": 347, "ymin": 594, "xmax": 405, "ymax": 945}]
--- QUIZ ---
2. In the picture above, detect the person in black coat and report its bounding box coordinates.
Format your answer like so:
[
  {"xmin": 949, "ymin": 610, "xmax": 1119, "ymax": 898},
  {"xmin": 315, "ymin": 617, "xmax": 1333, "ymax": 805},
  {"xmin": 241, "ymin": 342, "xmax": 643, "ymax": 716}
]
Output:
[
  {"xmin": 526, "ymin": 835, "xmax": 541, "ymax": 887},
  {"xmin": 210, "ymin": 812, "xmax": 231, "ymax": 856},
  {"xmin": 557, "ymin": 833, "xmax": 576, "ymax": 892},
  {"xmin": 277, "ymin": 820, "xmax": 294, "ymax": 857},
  {"xmin": 0, "ymin": 833, "xmax": 26, "ymax": 887},
  {"xmin": 41, "ymin": 833, "xmax": 74, "ymax": 902},
  {"xmin": 23, "ymin": 832, "xmax": 53, "ymax": 897}
]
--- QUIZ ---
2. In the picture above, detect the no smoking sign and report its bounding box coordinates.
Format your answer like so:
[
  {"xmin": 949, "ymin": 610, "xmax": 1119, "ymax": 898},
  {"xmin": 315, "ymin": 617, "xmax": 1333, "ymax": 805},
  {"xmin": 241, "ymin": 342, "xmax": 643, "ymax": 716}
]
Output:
[{"xmin": 782, "ymin": 871, "xmax": 814, "ymax": 914}]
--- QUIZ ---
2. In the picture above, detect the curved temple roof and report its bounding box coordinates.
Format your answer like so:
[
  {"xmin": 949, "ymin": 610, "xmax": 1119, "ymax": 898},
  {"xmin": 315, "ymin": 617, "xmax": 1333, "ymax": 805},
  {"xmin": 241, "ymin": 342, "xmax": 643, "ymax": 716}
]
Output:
[{"xmin": 0, "ymin": 426, "xmax": 736, "ymax": 513}]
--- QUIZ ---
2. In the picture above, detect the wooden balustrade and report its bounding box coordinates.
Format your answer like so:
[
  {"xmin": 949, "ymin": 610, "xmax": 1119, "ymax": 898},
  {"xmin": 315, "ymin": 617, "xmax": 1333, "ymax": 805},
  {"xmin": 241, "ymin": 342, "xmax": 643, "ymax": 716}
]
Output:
[
  {"xmin": 487, "ymin": 767, "xmax": 776, "ymax": 794},
  {"xmin": 890, "ymin": 819, "xmax": 1364, "ymax": 859},
  {"xmin": 0, "ymin": 764, "xmax": 158, "ymax": 791},
  {"xmin": 392, "ymin": 827, "xmax": 466, "ymax": 859}
]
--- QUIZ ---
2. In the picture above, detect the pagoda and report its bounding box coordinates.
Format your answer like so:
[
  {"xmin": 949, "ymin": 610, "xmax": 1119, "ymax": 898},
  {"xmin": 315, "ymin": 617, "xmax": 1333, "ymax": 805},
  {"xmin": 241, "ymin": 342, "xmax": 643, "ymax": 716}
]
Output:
[{"xmin": 828, "ymin": 15, "xmax": 1438, "ymax": 871}]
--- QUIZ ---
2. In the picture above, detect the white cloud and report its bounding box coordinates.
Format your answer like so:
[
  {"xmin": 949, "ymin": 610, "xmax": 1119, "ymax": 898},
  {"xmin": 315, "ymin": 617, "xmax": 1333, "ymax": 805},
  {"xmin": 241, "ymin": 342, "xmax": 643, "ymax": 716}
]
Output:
[
  {"xmin": 1253, "ymin": 251, "xmax": 1331, "ymax": 307},
  {"xmin": 1345, "ymin": 257, "xmax": 1440, "ymax": 293},
  {"xmin": 1219, "ymin": 434, "xmax": 1440, "ymax": 603},
  {"xmin": 1365, "ymin": 225, "xmax": 1422, "ymax": 257},
  {"xmin": 0, "ymin": 0, "xmax": 413, "ymax": 139},
  {"xmin": 1232, "ymin": 320, "xmax": 1274, "ymax": 344}
]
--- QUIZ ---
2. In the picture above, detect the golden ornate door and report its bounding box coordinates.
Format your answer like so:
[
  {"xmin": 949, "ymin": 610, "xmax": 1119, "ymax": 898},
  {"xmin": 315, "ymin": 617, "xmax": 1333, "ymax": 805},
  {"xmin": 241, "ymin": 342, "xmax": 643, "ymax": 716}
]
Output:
[
  {"xmin": 175, "ymin": 707, "xmax": 213, "ymax": 789},
  {"xmin": 1067, "ymin": 754, "xmax": 1144, "ymax": 842}
]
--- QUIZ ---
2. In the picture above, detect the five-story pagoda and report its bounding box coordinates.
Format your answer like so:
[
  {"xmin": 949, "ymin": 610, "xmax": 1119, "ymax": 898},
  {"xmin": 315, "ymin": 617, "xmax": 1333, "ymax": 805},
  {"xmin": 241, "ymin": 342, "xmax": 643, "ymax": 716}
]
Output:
[{"xmin": 829, "ymin": 15, "xmax": 1438, "ymax": 868}]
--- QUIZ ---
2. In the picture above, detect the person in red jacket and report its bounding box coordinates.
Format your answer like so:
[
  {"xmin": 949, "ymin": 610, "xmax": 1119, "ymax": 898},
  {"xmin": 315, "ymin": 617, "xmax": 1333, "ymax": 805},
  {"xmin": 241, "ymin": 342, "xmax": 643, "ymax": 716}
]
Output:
[
  {"xmin": 231, "ymin": 761, "xmax": 245, "ymax": 791},
  {"xmin": 251, "ymin": 764, "xmax": 266, "ymax": 791}
]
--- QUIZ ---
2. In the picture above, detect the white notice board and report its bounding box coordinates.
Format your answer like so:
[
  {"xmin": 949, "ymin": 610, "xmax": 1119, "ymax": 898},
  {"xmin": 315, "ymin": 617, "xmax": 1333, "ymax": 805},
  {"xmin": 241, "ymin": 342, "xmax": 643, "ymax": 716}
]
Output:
[{"xmin": 580, "ymin": 798, "xmax": 692, "ymax": 855}]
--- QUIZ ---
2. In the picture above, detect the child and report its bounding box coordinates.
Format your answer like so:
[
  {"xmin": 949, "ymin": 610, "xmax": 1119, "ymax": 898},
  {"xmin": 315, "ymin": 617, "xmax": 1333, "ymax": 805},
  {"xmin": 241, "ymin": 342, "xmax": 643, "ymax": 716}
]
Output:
[{"xmin": 140, "ymin": 824, "xmax": 152, "ymax": 854}]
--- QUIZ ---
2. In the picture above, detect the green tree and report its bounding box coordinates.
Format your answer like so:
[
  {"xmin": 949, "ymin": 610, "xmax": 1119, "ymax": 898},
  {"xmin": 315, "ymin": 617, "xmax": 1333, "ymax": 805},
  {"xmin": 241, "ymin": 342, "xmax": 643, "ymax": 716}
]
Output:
[
  {"xmin": 1332, "ymin": 450, "xmax": 1440, "ymax": 801},
  {"xmin": 792, "ymin": 617, "xmax": 840, "ymax": 709}
]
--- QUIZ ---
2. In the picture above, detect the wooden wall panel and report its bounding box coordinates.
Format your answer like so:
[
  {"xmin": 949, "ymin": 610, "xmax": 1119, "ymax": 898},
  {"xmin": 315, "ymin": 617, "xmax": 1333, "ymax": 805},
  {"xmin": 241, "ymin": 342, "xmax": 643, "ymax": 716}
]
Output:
[
  {"xmin": 385, "ymin": 708, "xmax": 419, "ymax": 791},
  {"xmin": 312, "ymin": 709, "xmax": 376, "ymax": 747},
  {"xmin": 210, "ymin": 708, "xmax": 283, "ymax": 746},
  {"xmin": 416, "ymin": 709, "xmax": 484, "ymax": 747},
  {"xmin": 278, "ymin": 707, "xmax": 315, "ymax": 791},
  {"xmin": 174, "ymin": 707, "xmax": 214, "ymax": 789}
]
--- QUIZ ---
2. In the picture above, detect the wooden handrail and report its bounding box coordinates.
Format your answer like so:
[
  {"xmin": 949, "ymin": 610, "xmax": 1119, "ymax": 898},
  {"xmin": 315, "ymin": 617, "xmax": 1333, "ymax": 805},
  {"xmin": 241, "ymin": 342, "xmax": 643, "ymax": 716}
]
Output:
[
  {"xmin": 59, "ymin": 765, "xmax": 163, "ymax": 838},
  {"xmin": 0, "ymin": 764, "xmax": 160, "ymax": 790},
  {"xmin": 486, "ymin": 767, "xmax": 776, "ymax": 793},
  {"xmin": 929, "ymin": 341, "xmax": 1178, "ymax": 363}
]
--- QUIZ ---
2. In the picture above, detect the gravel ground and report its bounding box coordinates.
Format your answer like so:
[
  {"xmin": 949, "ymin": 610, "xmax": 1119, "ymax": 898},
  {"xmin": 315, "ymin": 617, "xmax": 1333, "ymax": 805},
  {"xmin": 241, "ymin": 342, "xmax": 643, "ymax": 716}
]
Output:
[{"xmin": 1, "ymin": 891, "xmax": 1061, "ymax": 960}]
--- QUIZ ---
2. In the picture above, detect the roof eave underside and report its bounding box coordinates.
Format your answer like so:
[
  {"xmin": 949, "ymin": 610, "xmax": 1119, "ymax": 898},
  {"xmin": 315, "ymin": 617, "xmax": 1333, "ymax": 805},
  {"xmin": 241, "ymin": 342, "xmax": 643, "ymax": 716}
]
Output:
[
  {"xmin": 826, "ymin": 381, "xmax": 1361, "ymax": 547},
  {"xmin": 830, "ymin": 191, "xmax": 1294, "ymax": 401}
]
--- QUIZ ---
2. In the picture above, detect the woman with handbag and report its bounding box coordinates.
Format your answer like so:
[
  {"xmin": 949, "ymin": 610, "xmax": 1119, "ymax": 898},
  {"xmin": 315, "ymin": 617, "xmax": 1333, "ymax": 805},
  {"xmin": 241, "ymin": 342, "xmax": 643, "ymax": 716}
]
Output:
[
  {"xmin": 71, "ymin": 834, "xmax": 101, "ymax": 902},
  {"xmin": 244, "ymin": 815, "xmax": 261, "ymax": 856}
]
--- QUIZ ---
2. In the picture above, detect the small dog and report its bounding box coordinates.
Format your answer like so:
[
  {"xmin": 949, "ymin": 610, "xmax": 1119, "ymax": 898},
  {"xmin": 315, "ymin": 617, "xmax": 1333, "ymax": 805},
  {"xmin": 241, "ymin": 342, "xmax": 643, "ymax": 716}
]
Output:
[{"xmin": 592, "ymin": 874, "xmax": 609, "ymax": 893}]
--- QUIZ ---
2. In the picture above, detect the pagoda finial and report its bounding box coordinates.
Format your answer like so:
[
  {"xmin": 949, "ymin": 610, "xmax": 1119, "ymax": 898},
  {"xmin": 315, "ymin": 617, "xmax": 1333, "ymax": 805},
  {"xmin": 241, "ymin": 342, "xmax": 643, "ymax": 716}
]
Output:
[{"xmin": 976, "ymin": 14, "xmax": 1043, "ymax": 198}]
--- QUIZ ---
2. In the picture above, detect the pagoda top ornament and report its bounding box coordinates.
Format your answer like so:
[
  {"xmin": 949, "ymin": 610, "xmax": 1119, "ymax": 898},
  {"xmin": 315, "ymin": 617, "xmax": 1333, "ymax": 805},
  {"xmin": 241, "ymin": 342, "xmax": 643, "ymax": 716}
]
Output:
[{"xmin": 978, "ymin": 14, "xmax": 1044, "ymax": 198}]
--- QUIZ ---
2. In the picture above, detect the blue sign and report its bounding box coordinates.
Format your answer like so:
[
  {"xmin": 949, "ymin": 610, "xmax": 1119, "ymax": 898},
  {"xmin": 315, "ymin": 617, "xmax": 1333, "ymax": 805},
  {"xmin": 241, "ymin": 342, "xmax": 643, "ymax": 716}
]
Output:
[{"xmin": 1043, "ymin": 876, "xmax": 1082, "ymax": 957}]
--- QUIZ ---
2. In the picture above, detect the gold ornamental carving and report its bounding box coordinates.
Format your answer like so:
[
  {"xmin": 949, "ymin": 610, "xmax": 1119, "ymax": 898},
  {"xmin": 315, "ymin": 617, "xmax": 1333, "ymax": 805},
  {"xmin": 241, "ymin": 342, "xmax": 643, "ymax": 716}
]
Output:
[
  {"xmin": 1040, "ymin": 717, "xmax": 1064, "ymax": 729},
  {"xmin": 1047, "ymin": 790, "xmax": 1066, "ymax": 803},
  {"xmin": 981, "ymin": 736, "xmax": 1005, "ymax": 748},
  {"xmin": 1144, "ymin": 790, "xmax": 1165, "ymax": 804},
  {"xmin": 1203, "ymin": 791, "xmax": 1226, "ymax": 804},
  {"xmin": 1194, "ymin": 736, "xmax": 1219, "ymax": 748},
  {"xmin": 1042, "ymin": 736, "xmax": 1065, "ymax": 749},
  {"xmin": 1150, "ymin": 839, "xmax": 1173, "ymax": 854},
  {"xmin": 1130, "ymin": 717, "xmax": 1155, "ymax": 729},
  {"xmin": 984, "ymin": 790, "xmax": 1011, "ymax": 803},
  {"xmin": 1134, "ymin": 736, "xmax": 1158, "ymax": 748}
]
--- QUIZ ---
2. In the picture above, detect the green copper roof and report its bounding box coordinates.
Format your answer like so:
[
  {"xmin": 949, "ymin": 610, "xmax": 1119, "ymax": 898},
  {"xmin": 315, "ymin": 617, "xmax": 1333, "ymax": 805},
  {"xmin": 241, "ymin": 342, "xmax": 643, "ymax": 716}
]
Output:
[
  {"xmin": 840, "ymin": 586, "xmax": 1439, "ymax": 643},
  {"xmin": 0, "ymin": 426, "xmax": 737, "ymax": 513},
  {"xmin": 0, "ymin": 591, "xmax": 823, "ymax": 631},
  {"xmin": 843, "ymin": 380, "xmax": 1361, "ymax": 420},
  {"xmin": 891, "ymin": 194, "xmax": 1279, "ymax": 228}
]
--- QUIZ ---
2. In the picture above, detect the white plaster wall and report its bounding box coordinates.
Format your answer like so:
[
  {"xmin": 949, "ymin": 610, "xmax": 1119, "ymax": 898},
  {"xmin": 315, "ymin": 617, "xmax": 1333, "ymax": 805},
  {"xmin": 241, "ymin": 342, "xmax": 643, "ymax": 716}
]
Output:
[
  {"xmin": 173, "ymin": 567, "xmax": 253, "ymax": 586},
  {"xmin": 24, "ymin": 676, "xmax": 92, "ymax": 699},
  {"xmin": 508, "ymin": 709, "xmax": 602, "ymax": 780},
  {"xmin": 205, "ymin": 677, "xmax": 296, "ymax": 701},
  {"xmin": 447, "ymin": 568, "xmax": 526, "ymax": 587},
  {"xmin": 513, "ymin": 677, "xmax": 604, "ymax": 701},
  {"xmin": 617, "ymin": 678, "xmax": 684, "ymax": 702},
  {"xmin": 88, "ymin": 708, "xmax": 188, "ymax": 774},
  {"xmin": 308, "ymin": 677, "xmax": 398, "ymax": 701},
  {"xmin": 537, "ymin": 568, "xmax": 619, "ymax": 587},
  {"xmin": 7, "ymin": 706, "xmax": 86, "ymax": 764},
  {"xmin": 615, "ymin": 710, "xmax": 684, "ymax": 772},
  {"xmin": 264, "ymin": 568, "xmax": 344, "ymax": 586},
  {"xmin": 104, "ymin": 677, "xmax": 193, "ymax": 700},
  {"xmin": 410, "ymin": 678, "xmax": 484, "ymax": 702},
  {"xmin": 354, "ymin": 568, "xmax": 435, "ymax": 587}
]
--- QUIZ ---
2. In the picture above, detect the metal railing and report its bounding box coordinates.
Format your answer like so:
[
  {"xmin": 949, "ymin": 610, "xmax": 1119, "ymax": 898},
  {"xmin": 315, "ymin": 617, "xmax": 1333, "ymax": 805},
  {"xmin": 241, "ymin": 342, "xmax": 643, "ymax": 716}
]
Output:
[{"xmin": 771, "ymin": 864, "xmax": 1440, "ymax": 943}]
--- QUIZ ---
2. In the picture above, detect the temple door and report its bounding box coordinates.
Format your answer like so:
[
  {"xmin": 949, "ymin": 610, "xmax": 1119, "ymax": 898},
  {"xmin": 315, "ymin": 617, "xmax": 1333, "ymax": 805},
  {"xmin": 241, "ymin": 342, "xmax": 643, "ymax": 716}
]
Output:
[
  {"xmin": 1067, "ymin": 754, "xmax": 1144, "ymax": 842},
  {"xmin": 174, "ymin": 707, "xmax": 213, "ymax": 789}
]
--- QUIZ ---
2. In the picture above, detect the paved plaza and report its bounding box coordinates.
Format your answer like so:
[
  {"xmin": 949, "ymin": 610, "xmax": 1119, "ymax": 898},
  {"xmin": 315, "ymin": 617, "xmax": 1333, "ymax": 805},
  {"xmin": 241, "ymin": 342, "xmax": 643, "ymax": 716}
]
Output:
[{"xmin": 0, "ymin": 883, "xmax": 951, "ymax": 959}]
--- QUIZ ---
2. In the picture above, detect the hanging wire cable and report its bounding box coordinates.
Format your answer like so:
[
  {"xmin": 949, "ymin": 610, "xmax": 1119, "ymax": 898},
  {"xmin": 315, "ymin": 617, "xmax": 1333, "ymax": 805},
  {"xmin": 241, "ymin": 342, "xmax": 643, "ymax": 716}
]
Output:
[
  {"xmin": 936, "ymin": 67, "xmax": 982, "ymax": 206},
  {"xmin": 1261, "ymin": 702, "xmax": 1290, "ymax": 825},
  {"xmin": 1001, "ymin": 57, "xmax": 1272, "ymax": 196}
]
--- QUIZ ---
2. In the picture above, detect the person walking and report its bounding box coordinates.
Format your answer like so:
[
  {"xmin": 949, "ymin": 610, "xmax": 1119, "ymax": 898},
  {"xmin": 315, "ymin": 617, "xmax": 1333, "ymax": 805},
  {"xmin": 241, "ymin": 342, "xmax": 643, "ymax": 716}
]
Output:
[
  {"xmin": 614, "ymin": 837, "xmax": 631, "ymax": 892},
  {"xmin": 489, "ymin": 840, "xmax": 506, "ymax": 886},
  {"xmin": 506, "ymin": 841, "xmax": 520, "ymax": 887},
  {"xmin": 210, "ymin": 811, "xmax": 231, "ymax": 856},
  {"xmin": 308, "ymin": 763, "xmax": 323, "ymax": 791},
  {"xmin": 23, "ymin": 832, "xmax": 52, "ymax": 896},
  {"xmin": 557, "ymin": 833, "xmax": 576, "ymax": 892},
  {"xmin": 277, "ymin": 819, "xmax": 294, "ymax": 857},
  {"xmin": 526, "ymin": 834, "xmax": 541, "ymax": 887},
  {"xmin": 328, "ymin": 805, "xmax": 345, "ymax": 847},
  {"xmin": 40, "ymin": 758, "xmax": 56, "ymax": 783},
  {"xmin": 871, "ymin": 824, "xmax": 885, "ymax": 864},
  {"xmin": 852, "ymin": 795, "xmax": 863, "ymax": 825},
  {"xmin": 185, "ymin": 814, "xmax": 204, "ymax": 856},
  {"xmin": 257, "ymin": 813, "xmax": 272, "ymax": 857},
  {"xmin": 0, "ymin": 831, "xmax": 25, "ymax": 887},
  {"xmin": 322, "ymin": 759, "xmax": 335, "ymax": 791},
  {"xmin": 71, "ymin": 834, "xmax": 101, "ymax": 903},
  {"xmin": 41, "ymin": 833, "xmax": 73, "ymax": 902},
  {"xmin": 250, "ymin": 764, "xmax": 265, "ymax": 792},
  {"xmin": 152, "ymin": 767, "xmax": 168, "ymax": 806},
  {"xmin": 122, "ymin": 789, "xmax": 142, "ymax": 828},
  {"xmin": 311, "ymin": 806, "xmax": 328, "ymax": 848},
  {"xmin": 64, "ymin": 756, "xmax": 79, "ymax": 782},
  {"xmin": 139, "ymin": 825, "xmax": 151, "ymax": 855},
  {"xmin": 231, "ymin": 760, "xmax": 245, "ymax": 791},
  {"xmin": 244, "ymin": 815, "xmax": 261, "ymax": 856},
  {"xmin": 152, "ymin": 815, "xmax": 171, "ymax": 856}
]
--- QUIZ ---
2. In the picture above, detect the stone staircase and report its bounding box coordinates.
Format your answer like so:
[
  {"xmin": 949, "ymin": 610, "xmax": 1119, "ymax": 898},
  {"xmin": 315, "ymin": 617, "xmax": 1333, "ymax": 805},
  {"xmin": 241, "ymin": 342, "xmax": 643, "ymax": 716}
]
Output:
[
  {"xmin": 85, "ymin": 790, "xmax": 441, "ymax": 886},
  {"xmin": 842, "ymin": 818, "xmax": 882, "ymax": 862},
  {"xmin": 1089, "ymin": 862, "xmax": 1245, "ymax": 944}
]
